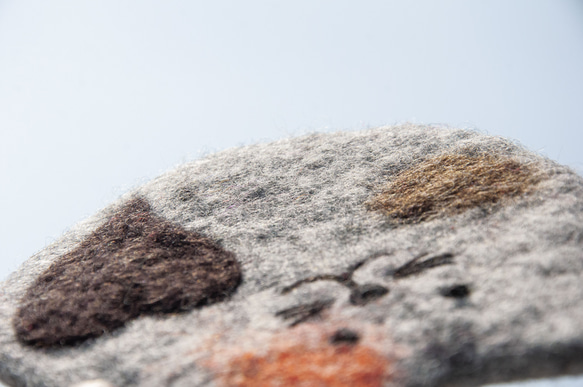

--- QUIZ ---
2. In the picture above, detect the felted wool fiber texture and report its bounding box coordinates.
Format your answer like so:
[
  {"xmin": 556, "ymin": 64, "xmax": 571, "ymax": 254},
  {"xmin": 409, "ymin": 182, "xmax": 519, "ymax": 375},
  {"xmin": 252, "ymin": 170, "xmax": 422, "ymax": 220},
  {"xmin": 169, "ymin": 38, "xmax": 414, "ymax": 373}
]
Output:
[
  {"xmin": 1, "ymin": 124, "xmax": 583, "ymax": 387},
  {"xmin": 13, "ymin": 198, "xmax": 241, "ymax": 347}
]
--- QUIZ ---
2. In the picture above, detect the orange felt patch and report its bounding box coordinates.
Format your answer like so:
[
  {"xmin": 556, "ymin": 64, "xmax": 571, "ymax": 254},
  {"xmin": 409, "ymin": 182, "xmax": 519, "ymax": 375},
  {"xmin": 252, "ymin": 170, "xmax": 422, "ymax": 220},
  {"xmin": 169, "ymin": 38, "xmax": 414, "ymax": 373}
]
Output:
[{"xmin": 222, "ymin": 341, "xmax": 390, "ymax": 387}]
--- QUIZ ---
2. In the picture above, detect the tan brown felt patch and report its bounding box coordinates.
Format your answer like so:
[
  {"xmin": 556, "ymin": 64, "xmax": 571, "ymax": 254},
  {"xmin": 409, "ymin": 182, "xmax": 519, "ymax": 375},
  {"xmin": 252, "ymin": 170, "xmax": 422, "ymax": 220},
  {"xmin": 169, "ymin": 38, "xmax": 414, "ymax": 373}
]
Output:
[
  {"xmin": 13, "ymin": 198, "xmax": 242, "ymax": 347},
  {"xmin": 367, "ymin": 153, "xmax": 544, "ymax": 223}
]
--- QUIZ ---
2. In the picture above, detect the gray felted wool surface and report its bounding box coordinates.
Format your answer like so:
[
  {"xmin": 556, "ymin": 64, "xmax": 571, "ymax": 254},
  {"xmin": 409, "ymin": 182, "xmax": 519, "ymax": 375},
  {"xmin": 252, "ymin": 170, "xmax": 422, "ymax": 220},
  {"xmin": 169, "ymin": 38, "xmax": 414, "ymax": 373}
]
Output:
[{"xmin": 1, "ymin": 124, "xmax": 583, "ymax": 387}]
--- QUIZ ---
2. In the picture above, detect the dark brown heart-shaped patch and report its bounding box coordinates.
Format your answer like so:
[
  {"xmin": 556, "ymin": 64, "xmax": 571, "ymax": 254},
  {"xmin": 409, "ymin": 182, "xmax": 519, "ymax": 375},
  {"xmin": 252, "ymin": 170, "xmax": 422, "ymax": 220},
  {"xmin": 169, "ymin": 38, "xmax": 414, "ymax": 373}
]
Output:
[{"xmin": 13, "ymin": 198, "xmax": 242, "ymax": 347}]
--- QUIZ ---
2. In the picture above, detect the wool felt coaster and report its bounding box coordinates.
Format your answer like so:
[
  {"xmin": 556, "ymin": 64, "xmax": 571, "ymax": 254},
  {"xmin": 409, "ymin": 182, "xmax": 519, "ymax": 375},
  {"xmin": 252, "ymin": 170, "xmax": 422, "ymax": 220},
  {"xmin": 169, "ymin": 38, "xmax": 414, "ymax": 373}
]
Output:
[{"xmin": 1, "ymin": 124, "xmax": 583, "ymax": 387}]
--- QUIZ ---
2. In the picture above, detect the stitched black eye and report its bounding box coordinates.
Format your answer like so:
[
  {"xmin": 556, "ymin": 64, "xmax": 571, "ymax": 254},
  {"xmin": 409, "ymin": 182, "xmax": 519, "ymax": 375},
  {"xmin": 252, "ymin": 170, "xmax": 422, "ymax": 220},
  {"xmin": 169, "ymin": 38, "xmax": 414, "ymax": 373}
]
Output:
[
  {"xmin": 349, "ymin": 284, "xmax": 389, "ymax": 306},
  {"xmin": 440, "ymin": 284, "xmax": 471, "ymax": 298}
]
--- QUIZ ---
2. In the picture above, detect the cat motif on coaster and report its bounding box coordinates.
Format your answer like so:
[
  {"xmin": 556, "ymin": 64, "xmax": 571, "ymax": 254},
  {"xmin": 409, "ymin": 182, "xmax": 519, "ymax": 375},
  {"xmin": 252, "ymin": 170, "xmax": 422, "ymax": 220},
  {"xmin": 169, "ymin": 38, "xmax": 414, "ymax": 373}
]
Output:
[{"xmin": 1, "ymin": 124, "xmax": 582, "ymax": 387}]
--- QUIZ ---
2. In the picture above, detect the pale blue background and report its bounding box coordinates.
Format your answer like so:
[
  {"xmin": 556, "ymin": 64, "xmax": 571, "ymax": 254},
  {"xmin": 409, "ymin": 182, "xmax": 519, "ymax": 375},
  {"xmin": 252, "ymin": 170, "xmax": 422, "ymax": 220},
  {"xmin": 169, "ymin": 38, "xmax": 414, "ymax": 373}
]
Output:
[{"xmin": 0, "ymin": 1, "xmax": 582, "ymax": 386}]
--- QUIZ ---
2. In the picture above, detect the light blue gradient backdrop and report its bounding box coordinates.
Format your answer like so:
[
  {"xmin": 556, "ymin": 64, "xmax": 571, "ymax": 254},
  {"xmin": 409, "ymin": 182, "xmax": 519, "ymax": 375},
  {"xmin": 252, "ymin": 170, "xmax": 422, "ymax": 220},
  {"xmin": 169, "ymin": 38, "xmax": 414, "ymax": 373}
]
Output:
[{"xmin": 1, "ymin": 2, "xmax": 581, "ymax": 386}]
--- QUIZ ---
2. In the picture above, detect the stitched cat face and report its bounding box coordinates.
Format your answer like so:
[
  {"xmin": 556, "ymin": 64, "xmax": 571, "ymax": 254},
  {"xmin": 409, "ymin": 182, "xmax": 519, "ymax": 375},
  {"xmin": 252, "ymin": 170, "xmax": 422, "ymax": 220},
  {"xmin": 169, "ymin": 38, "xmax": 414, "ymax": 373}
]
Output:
[{"xmin": 3, "ymin": 125, "xmax": 583, "ymax": 387}]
